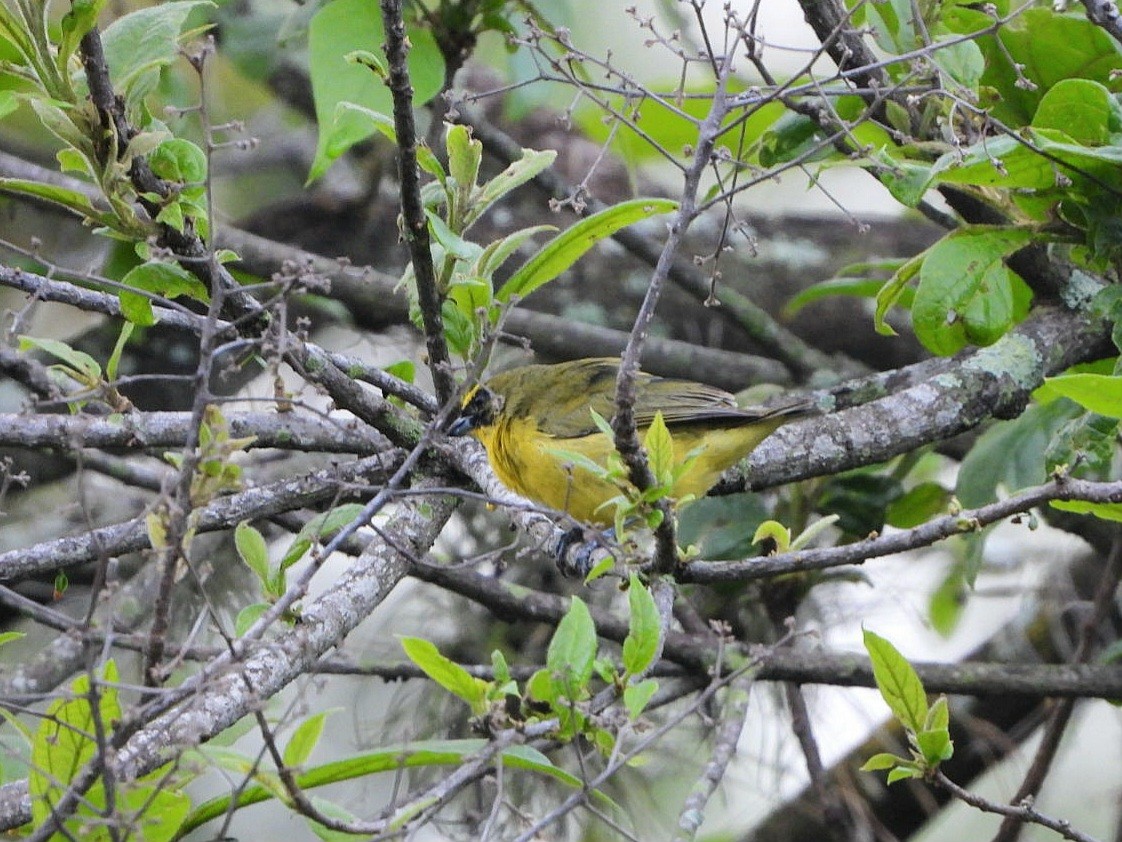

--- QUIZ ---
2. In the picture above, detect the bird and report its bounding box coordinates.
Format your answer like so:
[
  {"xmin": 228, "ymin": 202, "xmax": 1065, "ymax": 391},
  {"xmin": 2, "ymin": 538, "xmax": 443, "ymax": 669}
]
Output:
[{"xmin": 448, "ymin": 357, "xmax": 813, "ymax": 525}]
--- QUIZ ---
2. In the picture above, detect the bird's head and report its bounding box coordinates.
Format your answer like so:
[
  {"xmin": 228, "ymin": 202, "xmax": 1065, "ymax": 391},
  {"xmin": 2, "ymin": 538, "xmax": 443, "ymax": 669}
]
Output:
[{"xmin": 447, "ymin": 383, "xmax": 505, "ymax": 437}]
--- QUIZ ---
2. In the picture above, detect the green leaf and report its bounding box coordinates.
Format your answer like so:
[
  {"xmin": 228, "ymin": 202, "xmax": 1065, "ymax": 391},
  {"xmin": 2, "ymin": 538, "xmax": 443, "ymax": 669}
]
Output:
[
  {"xmin": 306, "ymin": 796, "xmax": 364, "ymax": 841},
  {"xmin": 307, "ymin": 0, "xmax": 444, "ymax": 182},
  {"xmin": 1033, "ymin": 79, "xmax": 1116, "ymax": 146},
  {"xmin": 526, "ymin": 668, "xmax": 556, "ymax": 704},
  {"xmin": 235, "ymin": 603, "xmax": 269, "ymax": 636},
  {"xmin": 932, "ymin": 37, "xmax": 983, "ymax": 88},
  {"xmin": 426, "ymin": 210, "xmax": 480, "ymax": 261},
  {"xmin": 333, "ymin": 101, "xmax": 398, "ymax": 144},
  {"xmin": 149, "ymin": 138, "xmax": 207, "ymax": 183},
  {"xmin": 105, "ymin": 321, "xmax": 134, "ymax": 383},
  {"xmin": 284, "ymin": 711, "xmax": 331, "ymax": 768},
  {"xmin": 929, "ymin": 563, "xmax": 966, "ymax": 636},
  {"xmin": 925, "ymin": 695, "xmax": 950, "ymax": 732},
  {"xmin": 623, "ymin": 678, "xmax": 659, "ymax": 719},
  {"xmin": 621, "ymin": 575, "xmax": 660, "ymax": 676},
  {"xmin": 863, "ymin": 628, "xmax": 928, "ymax": 733},
  {"xmin": 752, "ymin": 519, "xmax": 791, "ymax": 554},
  {"xmin": 401, "ymin": 637, "xmax": 488, "ymax": 715},
  {"xmin": 1039, "ymin": 373, "xmax": 1122, "ymax": 418},
  {"xmin": 498, "ymin": 198, "xmax": 677, "ymax": 302},
  {"xmin": 0, "ymin": 631, "xmax": 24, "ymax": 648},
  {"xmin": 466, "ymin": 148, "xmax": 557, "ymax": 229},
  {"xmin": 547, "ymin": 596, "xmax": 597, "ymax": 694},
  {"xmin": 789, "ymin": 514, "xmax": 840, "ymax": 551},
  {"xmin": 0, "ymin": 90, "xmax": 19, "ymax": 124},
  {"xmin": 912, "ymin": 227, "xmax": 1034, "ymax": 356},
  {"xmin": 643, "ymin": 411, "xmax": 674, "ymax": 487},
  {"xmin": 758, "ymin": 111, "xmax": 825, "ymax": 167},
  {"xmin": 817, "ymin": 472, "xmax": 902, "ymax": 537},
  {"xmin": 446, "ymin": 123, "xmax": 482, "ymax": 203},
  {"xmin": 784, "ymin": 277, "xmax": 896, "ymax": 317},
  {"xmin": 30, "ymin": 661, "xmax": 121, "ymax": 829},
  {"xmin": 344, "ymin": 48, "xmax": 387, "ymax": 79},
  {"xmin": 1044, "ymin": 411, "xmax": 1119, "ymax": 479},
  {"xmin": 183, "ymin": 739, "xmax": 614, "ymax": 836},
  {"xmin": 678, "ymin": 493, "xmax": 769, "ymax": 560},
  {"xmin": 384, "ymin": 359, "xmax": 415, "ymax": 383},
  {"xmin": 861, "ymin": 752, "xmax": 906, "ymax": 771},
  {"xmin": 18, "ymin": 336, "xmax": 101, "ymax": 382},
  {"xmin": 878, "ymin": 156, "xmax": 936, "ymax": 208},
  {"xmin": 0, "ymin": 177, "xmax": 118, "ymax": 230},
  {"xmin": 58, "ymin": 0, "xmax": 108, "ymax": 70},
  {"xmin": 235, "ymin": 521, "xmax": 270, "ymax": 584},
  {"xmin": 119, "ymin": 783, "xmax": 190, "ymax": 842},
  {"xmin": 916, "ymin": 727, "xmax": 954, "ymax": 765},
  {"xmin": 978, "ymin": 9, "xmax": 1122, "ymax": 127},
  {"xmin": 475, "ymin": 224, "xmax": 556, "ymax": 281},
  {"xmin": 875, "ymin": 252, "xmax": 923, "ymax": 336},
  {"xmin": 886, "ymin": 482, "xmax": 952, "ymax": 529},
  {"xmin": 490, "ymin": 649, "xmax": 512, "ymax": 687},
  {"xmin": 279, "ymin": 503, "xmax": 366, "ymax": 571},
  {"xmin": 1050, "ymin": 499, "xmax": 1122, "ymax": 522},
  {"xmin": 147, "ymin": 511, "xmax": 168, "ymax": 549},
  {"xmin": 887, "ymin": 764, "xmax": 923, "ymax": 784},
  {"xmin": 583, "ymin": 555, "xmax": 616, "ymax": 584},
  {"xmin": 416, "ymin": 143, "xmax": 445, "ymax": 182},
  {"xmin": 101, "ymin": 1, "xmax": 215, "ymax": 102},
  {"xmin": 120, "ymin": 260, "xmax": 209, "ymax": 325}
]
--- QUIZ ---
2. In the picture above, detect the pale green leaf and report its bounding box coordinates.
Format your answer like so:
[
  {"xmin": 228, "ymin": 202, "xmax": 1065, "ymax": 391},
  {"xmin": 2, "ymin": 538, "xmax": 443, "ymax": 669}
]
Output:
[
  {"xmin": 498, "ymin": 198, "xmax": 677, "ymax": 302},
  {"xmin": 863, "ymin": 629, "xmax": 927, "ymax": 733},
  {"xmin": 284, "ymin": 711, "xmax": 331, "ymax": 768},
  {"xmin": 547, "ymin": 596, "xmax": 597, "ymax": 693},
  {"xmin": 307, "ymin": 0, "xmax": 443, "ymax": 182},
  {"xmin": 235, "ymin": 521, "xmax": 270, "ymax": 584},
  {"xmin": 401, "ymin": 637, "xmax": 488, "ymax": 715},
  {"xmin": 1040, "ymin": 373, "xmax": 1122, "ymax": 418},
  {"xmin": 621, "ymin": 575, "xmax": 660, "ymax": 676}
]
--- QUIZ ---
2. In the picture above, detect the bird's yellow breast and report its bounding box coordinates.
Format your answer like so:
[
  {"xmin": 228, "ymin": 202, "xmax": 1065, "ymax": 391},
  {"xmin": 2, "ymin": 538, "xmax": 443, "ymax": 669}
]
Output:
[{"xmin": 472, "ymin": 415, "xmax": 786, "ymax": 525}]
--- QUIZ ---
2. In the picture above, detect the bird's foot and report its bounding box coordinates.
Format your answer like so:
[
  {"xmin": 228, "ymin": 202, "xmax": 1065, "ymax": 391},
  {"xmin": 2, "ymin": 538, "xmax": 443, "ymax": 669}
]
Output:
[{"xmin": 551, "ymin": 526, "xmax": 617, "ymax": 579}]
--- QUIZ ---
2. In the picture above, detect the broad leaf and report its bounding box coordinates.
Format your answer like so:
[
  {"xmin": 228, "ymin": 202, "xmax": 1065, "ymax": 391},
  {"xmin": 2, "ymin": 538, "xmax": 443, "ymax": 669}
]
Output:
[
  {"xmin": 498, "ymin": 198, "xmax": 677, "ymax": 302},
  {"xmin": 863, "ymin": 629, "xmax": 927, "ymax": 733},
  {"xmin": 911, "ymin": 227, "xmax": 1034, "ymax": 356},
  {"xmin": 307, "ymin": 0, "xmax": 444, "ymax": 182}
]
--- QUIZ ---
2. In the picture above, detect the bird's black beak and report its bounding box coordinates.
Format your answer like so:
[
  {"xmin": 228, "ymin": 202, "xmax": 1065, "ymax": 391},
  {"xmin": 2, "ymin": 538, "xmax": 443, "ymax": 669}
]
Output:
[
  {"xmin": 448, "ymin": 384, "xmax": 498, "ymax": 437},
  {"xmin": 447, "ymin": 414, "xmax": 476, "ymax": 437}
]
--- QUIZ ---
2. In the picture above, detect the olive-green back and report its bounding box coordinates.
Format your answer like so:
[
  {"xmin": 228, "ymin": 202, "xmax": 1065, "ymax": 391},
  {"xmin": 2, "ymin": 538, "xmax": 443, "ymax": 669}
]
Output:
[{"xmin": 487, "ymin": 358, "xmax": 806, "ymax": 439}]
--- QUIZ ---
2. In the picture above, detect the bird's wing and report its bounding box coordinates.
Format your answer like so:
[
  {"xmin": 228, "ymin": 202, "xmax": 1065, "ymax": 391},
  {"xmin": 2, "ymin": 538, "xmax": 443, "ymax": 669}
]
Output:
[
  {"xmin": 533, "ymin": 359, "xmax": 624, "ymax": 438},
  {"xmin": 535, "ymin": 359, "xmax": 750, "ymax": 438}
]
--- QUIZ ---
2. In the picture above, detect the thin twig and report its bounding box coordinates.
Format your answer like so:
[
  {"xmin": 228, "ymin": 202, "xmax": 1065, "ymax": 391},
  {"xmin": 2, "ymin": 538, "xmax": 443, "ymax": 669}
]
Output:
[
  {"xmin": 672, "ymin": 671, "xmax": 754, "ymax": 842},
  {"xmin": 379, "ymin": 0, "xmax": 455, "ymax": 404},
  {"xmin": 935, "ymin": 771, "xmax": 1101, "ymax": 842}
]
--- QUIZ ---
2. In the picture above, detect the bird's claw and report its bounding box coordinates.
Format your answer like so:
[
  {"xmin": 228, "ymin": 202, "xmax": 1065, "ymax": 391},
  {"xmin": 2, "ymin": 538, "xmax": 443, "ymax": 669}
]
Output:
[{"xmin": 551, "ymin": 526, "xmax": 615, "ymax": 579}]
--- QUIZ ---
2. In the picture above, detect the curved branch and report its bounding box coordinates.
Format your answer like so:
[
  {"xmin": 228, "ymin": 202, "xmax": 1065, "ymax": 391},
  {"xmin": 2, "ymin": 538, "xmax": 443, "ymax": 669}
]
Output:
[
  {"xmin": 681, "ymin": 476, "xmax": 1122, "ymax": 584},
  {"xmin": 733, "ymin": 304, "xmax": 1112, "ymax": 491}
]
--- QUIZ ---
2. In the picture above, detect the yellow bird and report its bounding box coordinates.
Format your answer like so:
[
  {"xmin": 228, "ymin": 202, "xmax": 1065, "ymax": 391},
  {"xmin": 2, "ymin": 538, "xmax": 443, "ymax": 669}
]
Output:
[{"xmin": 448, "ymin": 358, "xmax": 813, "ymax": 525}]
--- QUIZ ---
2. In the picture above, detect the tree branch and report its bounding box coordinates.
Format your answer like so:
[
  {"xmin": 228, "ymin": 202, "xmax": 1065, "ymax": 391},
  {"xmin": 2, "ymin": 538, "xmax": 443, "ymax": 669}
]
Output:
[{"xmin": 379, "ymin": 0, "xmax": 455, "ymax": 403}]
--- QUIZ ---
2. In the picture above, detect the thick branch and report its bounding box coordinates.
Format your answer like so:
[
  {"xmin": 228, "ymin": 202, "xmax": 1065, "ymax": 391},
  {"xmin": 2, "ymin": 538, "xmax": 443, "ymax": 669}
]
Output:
[
  {"xmin": 0, "ymin": 411, "xmax": 387, "ymax": 454},
  {"xmin": 733, "ymin": 304, "xmax": 1113, "ymax": 491},
  {"xmin": 0, "ymin": 477, "xmax": 457, "ymax": 832},
  {"xmin": 0, "ymin": 453, "xmax": 400, "ymax": 581}
]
